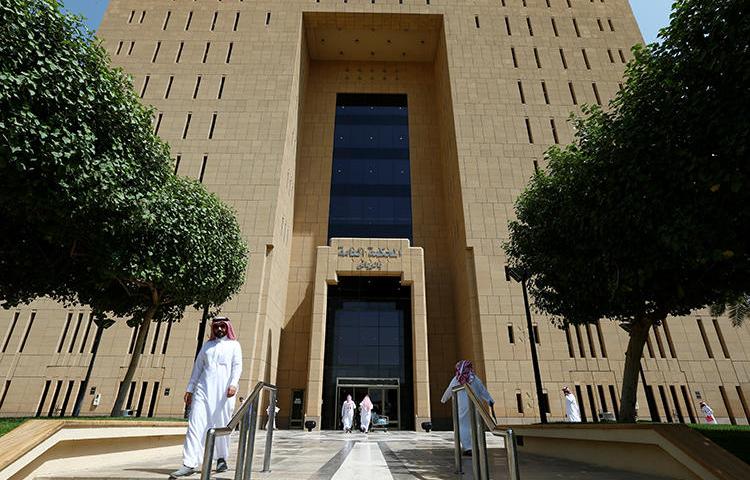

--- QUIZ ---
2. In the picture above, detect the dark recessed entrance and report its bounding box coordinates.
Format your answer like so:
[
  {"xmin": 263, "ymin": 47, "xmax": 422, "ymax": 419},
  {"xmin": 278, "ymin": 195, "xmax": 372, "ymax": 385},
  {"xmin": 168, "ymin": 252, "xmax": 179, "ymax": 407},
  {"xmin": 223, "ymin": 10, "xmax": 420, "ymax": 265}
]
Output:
[{"xmin": 322, "ymin": 276, "xmax": 413, "ymax": 430}]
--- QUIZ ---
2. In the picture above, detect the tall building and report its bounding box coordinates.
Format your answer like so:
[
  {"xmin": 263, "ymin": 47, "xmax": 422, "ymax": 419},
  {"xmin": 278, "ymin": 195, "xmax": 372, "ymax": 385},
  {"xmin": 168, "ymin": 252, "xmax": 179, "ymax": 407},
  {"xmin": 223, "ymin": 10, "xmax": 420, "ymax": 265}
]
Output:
[{"xmin": 1, "ymin": 0, "xmax": 749, "ymax": 429}]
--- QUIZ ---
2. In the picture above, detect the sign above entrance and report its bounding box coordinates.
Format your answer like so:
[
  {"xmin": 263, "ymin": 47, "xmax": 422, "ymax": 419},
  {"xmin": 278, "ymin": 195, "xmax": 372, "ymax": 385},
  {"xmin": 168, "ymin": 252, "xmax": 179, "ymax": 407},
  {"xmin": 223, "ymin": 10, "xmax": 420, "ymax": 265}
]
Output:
[{"xmin": 337, "ymin": 246, "xmax": 403, "ymax": 271}]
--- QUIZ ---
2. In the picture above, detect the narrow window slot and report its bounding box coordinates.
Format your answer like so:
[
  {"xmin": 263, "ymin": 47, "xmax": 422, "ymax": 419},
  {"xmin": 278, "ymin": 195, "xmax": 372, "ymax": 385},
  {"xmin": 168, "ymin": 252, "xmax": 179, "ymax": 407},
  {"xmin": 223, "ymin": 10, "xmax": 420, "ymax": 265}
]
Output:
[
  {"xmin": 36, "ymin": 380, "xmax": 52, "ymax": 417},
  {"xmin": 185, "ymin": 11, "xmax": 193, "ymax": 31},
  {"xmin": 175, "ymin": 42, "xmax": 184, "ymax": 63},
  {"xmin": 56, "ymin": 313, "xmax": 73, "ymax": 353},
  {"xmin": 582, "ymin": 48, "xmax": 591, "ymax": 69},
  {"xmin": 181, "ymin": 113, "xmax": 192, "ymax": 139},
  {"xmin": 662, "ymin": 318, "xmax": 677, "ymax": 358},
  {"xmin": 559, "ymin": 48, "xmax": 568, "ymax": 69},
  {"xmin": 154, "ymin": 113, "xmax": 163, "ymax": 135},
  {"xmin": 47, "ymin": 380, "xmax": 63, "ymax": 417},
  {"xmin": 597, "ymin": 385, "xmax": 609, "ymax": 414},
  {"xmin": 18, "ymin": 312, "xmax": 36, "ymax": 352},
  {"xmin": 533, "ymin": 47, "xmax": 541, "ymax": 68},
  {"xmin": 550, "ymin": 119, "xmax": 559, "ymax": 144},
  {"xmin": 586, "ymin": 385, "xmax": 599, "ymax": 422},
  {"xmin": 116, "ymin": 41, "xmax": 123, "ymax": 55},
  {"xmin": 573, "ymin": 18, "xmax": 580, "ymax": 37},
  {"xmin": 59, "ymin": 380, "xmax": 75, "ymax": 416},
  {"xmin": 597, "ymin": 19, "xmax": 604, "ymax": 31},
  {"xmin": 148, "ymin": 382, "xmax": 160, "ymax": 417},
  {"xmin": 670, "ymin": 385, "xmax": 685, "ymax": 423},
  {"xmin": 162, "ymin": 11, "xmax": 171, "ymax": 30},
  {"xmin": 524, "ymin": 118, "xmax": 534, "ymax": 143},
  {"xmin": 719, "ymin": 386, "xmax": 736, "ymax": 425},
  {"xmin": 526, "ymin": 17, "xmax": 533, "ymax": 36},
  {"xmin": 575, "ymin": 385, "xmax": 588, "ymax": 422},
  {"xmin": 233, "ymin": 12, "xmax": 240, "ymax": 31},
  {"xmin": 211, "ymin": 11, "xmax": 218, "ymax": 31},
  {"xmin": 564, "ymin": 325, "xmax": 575, "ymax": 358},
  {"xmin": 151, "ymin": 41, "xmax": 161, "ymax": 63},
  {"xmin": 165, "ymin": 76, "xmax": 174, "ymax": 99},
  {"xmin": 541, "ymin": 81, "xmax": 549, "ymax": 104},
  {"xmin": 128, "ymin": 326, "xmax": 139, "ymax": 353},
  {"xmin": 265, "ymin": 12, "xmax": 271, "ymax": 26},
  {"xmin": 653, "ymin": 324, "xmax": 667, "ymax": 358},
  {"xmin": 585, "ymin": 324, "xmax": 597, "ymax": 357},
  {"xmin": 596, "ymin": 320, "xmax": 608, "ymax": 357},
  {"xmin": 0, "ymin": 380, "xmax": 11, "ymax": 412},
  {"xmin": 139, "ymin": 11, "xmax": 145, "ymax": 24},
  {"xmin": 208, "ymin": 113, "xmax": 218, "ymax": 139},
  {"xmin": 199, "ymin": 155, "xmax": 208, "ymax": 182},
  {"xmin": 517, "ymin": 81, "xmax": 526, "ymax": 104},
  {"xmin": 78, "ymin": 313, "xmax": 94, "ymax": 354},
  {"xmin": 226, "ymin": 42, "xmax": 234, "ymax": 63},
  {"xmin": 681, "ymin": 386, "xmax": 697, "ymax": 423},
  {"xmin": 202, "ymin": 42, "xmax": 211, "ymax": 63},
  {"xmin": 608, "ymin": 49, "xmax": 615, "ymax": 63},
  {"xmin": 568, "ymin": 82, "xmax": 577, "ymax": 104},
  {"xmin": 511, "ymin": 47, "xmax": 518, "ymax": 68},
  {"xmin": 551, "ymin": 17, "xmax": 558, "ymax": 36},
  {"xmin": 608, "ymin": 385, "xmax": 620, "ymax": 420},
  {"xmin": 736, "ymin": 386, "xmax": 750, "ymax": 423},
  {"xmin": 67, "ymin": 312, "xmax": 84, "ymax": 354},
  {"xmin": 505, "ymin": 17, "xmax": 512, "ymax": 35},
  {"xmin": 713, "ymin": 318, "xmax": 731, "ymax": 358},
  {"xmin": 697, "ymin": 319, "xmax": 713, "ymax": 358},
  {"xmin": 645, "ymin": 333, "xmax": 655, "ymax": 358},
  {"xmin": 475, "ymin": 16, "xmax": 480, "ymax": 29},
  {"xmin": 507, "ymin": 325, "xmax": 515, "ymax": 344},
  {"xmin": 532, "ymin": 324, "xmax": 540, "ymax": 344},
  {"xmin": 658, "ymin": 386, "xmax": 673, "ymax": 422},
  {"xmin": 574, "ymin": 324, "xmax": 586, "ymax": 357},
  {"xmin": 217, "ymin": 76, "xmax": 226, "ymax": 99},
  {"xmin": 193, "ymin": 76, "xmax": 202, "ymax": 99},
  {"xmin": 127, "ymin": 41, "xmax": 135, "ymax": 55},
  {"xmin": 618, "ymin": 49, "xmax": 626, "ymax": 63},
  {"xmin": 592, "ymin": 82, "xmax": 602, "ymax": 105},
  {"xmin": 161, "ymin": 319, "xmax": 174, "ymax": 354},
  {"xmin": 516, "ymin": 392, "xmax": 524, "ymax": 413},
  {"xmin": 608, "ymin": 18, "xmax": 615, "ymax": 31},
  {"xmin": 140, "ymin": 75, "xmax": 150, "ymax": 98}
]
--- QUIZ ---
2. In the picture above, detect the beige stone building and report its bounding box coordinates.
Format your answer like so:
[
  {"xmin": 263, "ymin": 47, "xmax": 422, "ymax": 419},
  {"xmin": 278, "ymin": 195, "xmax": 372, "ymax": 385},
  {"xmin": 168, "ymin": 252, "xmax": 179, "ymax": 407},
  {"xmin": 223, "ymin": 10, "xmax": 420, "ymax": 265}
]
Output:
[{"xmin": 1, "ymin": 0, "xmax": 749, "ymax": 430}]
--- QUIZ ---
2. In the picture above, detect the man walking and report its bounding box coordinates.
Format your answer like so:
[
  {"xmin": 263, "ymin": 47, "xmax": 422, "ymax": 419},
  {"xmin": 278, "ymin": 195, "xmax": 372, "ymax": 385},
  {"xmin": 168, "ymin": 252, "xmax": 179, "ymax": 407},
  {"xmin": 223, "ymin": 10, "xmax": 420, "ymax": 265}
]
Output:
[
  {"xmin": 562, "ymin": 386, "xmax": 582, "ymax": 423},
  {"xmin": 170, "ymin": 317, "xmax": 243, "ymax": 478}
]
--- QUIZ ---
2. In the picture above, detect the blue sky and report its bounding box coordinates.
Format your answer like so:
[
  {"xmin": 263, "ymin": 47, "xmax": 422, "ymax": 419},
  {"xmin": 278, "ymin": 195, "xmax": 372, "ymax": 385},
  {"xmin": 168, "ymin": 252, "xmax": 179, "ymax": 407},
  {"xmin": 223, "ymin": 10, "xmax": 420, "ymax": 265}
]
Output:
[{"xmin": 64, "ymin": 0, "xmax": 673, "ymax": 44}]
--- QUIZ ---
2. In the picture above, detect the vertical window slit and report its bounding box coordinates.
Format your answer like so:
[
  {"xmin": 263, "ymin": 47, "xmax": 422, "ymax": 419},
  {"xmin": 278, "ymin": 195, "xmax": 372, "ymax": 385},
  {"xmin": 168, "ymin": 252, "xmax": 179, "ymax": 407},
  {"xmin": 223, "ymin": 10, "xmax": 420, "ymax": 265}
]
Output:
[
  {"xmin": 582, "ymin": 48, "xmax": 591, "ymax": 69},
  {"xmin": 140, "ymin": 75, "xmax": 150, "ymax": 98},
  {"xmin": 218, "ymin": 76, "xmax": 226, "ymax": 99},
  {"xmin": 658, "ymin": 386, "xmax": 673, "ymax": 422},
  {"xmin": 713, "ymin": 318, "xmax": 731, "ymax": 358},
  {"xmin": 575, "ymin": 385, "xmax": 588, "ymax": 422},
  {"xmin": 174, "ymin": 155, "xmax": 181, "ymax": 174},
  {"xmin": 175, "ymin": 42, "xmax": 184, "ymax": 63},
  {"xmin": 559, "ymin": 48, "xmax": 568, "ymax": 69},
  {"xmin": 573, "ymin": 18, "xmax": 580, "ymax": 37},
  {"xmin": 211, "ymin": 11, "xmax": 218, "ymax": 31},
  {"xmin": 116, "ymin": 41, "xmax": 123, "ymax": 55},
  {"xmin": 524, "ymin": 118, "xmax": 534, "ymax": 144},
  {"xmin": 645, "ymin": 333, "xmax": 655, "ymax": 358},
  {"xmin": 618, "ymin": 49, "xmax": 626, "ymax": 63},
  {"xmin": 533, "ymin": 47, "xmax": 541, "ymax": 68},
  {"xmin": 185, "ymin": 11, "xmax": 193, "ymax": 31},
  {"xmin": 568, "ymin": 82, "xmax": 577, "ymax": 104},
  {"xmin": 208, "ymin": 113, "xmax": 217, "ymax": 139},
  {"xmin": 697, "ymin": 319, "xmax": 713, "ymax": 358},
  {"xmin": 592, "ymin": 82, "xmax": 602, "ymax": 105},
  {"xmin": 653, "ymin": 324, "xmax": 666, "ymax": 358},
  {"xmin": 202, "ymin": 42, "xmax": 211, "ymax": 63},
  {"xmin": 719, "ymin": 386, "xmax": 736, "ymax": 425},
  {"xmin": 226, "ymin": 42, "xmax": 234, "ymax": 63},
  {"xmin": 475, "ymin": 16, "xmax": 480, "ymax": 29},
  {"xmin": 585, "ymin": 324, "xmax": 597, "ymax": 357},
  {"xmin": 541, "ymin": 81, "xmax": 549, "ymax": 104},
  {"xmin": 2, "ymin": 311, "xmax": 21, "ymax": 353},
  {"xmin": 550, "ymin": 119, "xmax": 559, "ymax": 144},
  {"xmin": 18, "ymin": 312, "xmax": 35, "ymax": 353},
  {"xmin": 182, "ymin": 113, "xmax": 192, "ymax": 139},
  {"xmin": 59, "ymin": 380, "xmax": 75, "ymax": 416},
  {"xmin": 662, "ymin": 318, "xmax": 677, "ymax": 358},
  {"xmin": 154, "ymin": 113, "xmax": 163, "ymax": 135},
  {"xmin": 162, "ymin": 320, "xmax": 174, "ymax": 354},
  {"xmin": 586, "ymin": 385, "xmax": 599, "ymax": 422},
  {"xmin": 608, "ymin": 385, "xmax": 620, "ymax": 420},
  {"xmin": 36, "ymin": 380, "xmax": 51, "ymax": 417},
  {"xmin": 516, "ymin": 392, "xmax": 524, "ymax": 413},
  {"xmin": 526, "ymin": 17, "xmax": 533, "ymax": 36},
  {"xmin": 507, "ymin": 325, "xmax": 515, "ymax": 344},
  {"xmin": 127, "ymin": 41, "xmax": 135, "ymax": 55},
  {"xmin": 505, "ymin": 17, "xmax": 512, "ymax": 35},
  {"xmin": 56, "ymin": 313, "xmax": 73, "ymax": 353},
  {"xmin": 162, "ymin": 11, "xmax": 171, "ymax": 30},
  {"xmin": 597, "ymin": 385, "xmax": 609, "ymax": 414},
  {"xmin": 151, "ymin": 42, "xmax": 161, "ymax": 63},
  {"xmin": 265, "ymin": 12, "xmax": 271, "ymax": 26},
  {"xmin": 608, "ymin": 49, "xmax": 615, "ymax": 63},
  {"xmin": 233, "ymin": 12, "xmax": 240, "ymax": 31},
  {"xmin": 193, "ymin": 76, "xmax": 202, "ymax": 99},
  {"xmin": 511, "ymin": 47, "xmax": 518, "ymax": 68},
  {"xmin": 681, "ymin": 386, "xmax": 697, "ymax": 423},
  {"xmin": 564, "ymin": 325, "xmax": 575, "ymax": 358},
  {"xmin": 595, "ymin": 320, "xmax": 608, "ymax": 357},
  {"xmin": 574, "ymin": 324, "xmax": 586, "ymax": 357},
  {"xmin": 0, "ymin": 380, "xmax": 11, "ymax": 412},
  {"xmin": 165, "ymin": 76, "xmax": 174, "ymax": 99},
  {"xmin": 47, "ymin": 380, "xmax": 63, "ymax": 417},
  {"xmin": 736, "ymin": 386, "xmax": 750, "ymax": 424},
  {"xmin": 517, "ymin": 81, "xmax": 526, "ymax": 104},
  {"xmin": 67, "ymin": 313, "xmax": 83, "ymax": 353},
  {"xmin": 670, "ymin": 385, "xmax": 685, "ymax": 423},
  {"xmin": 199, "ymin": 155, "xmax": 208, "ymax": 182},
  {"xmin": 551, "ymin": 17, "xmax": 558, "ymax": 36},
  {"xmin": 148, "ymin": 382, "xmax": 160, "ymax": 417},
  {"xmin": 79, "ymin": 313, "xmax": 94, "ymax": 354}
]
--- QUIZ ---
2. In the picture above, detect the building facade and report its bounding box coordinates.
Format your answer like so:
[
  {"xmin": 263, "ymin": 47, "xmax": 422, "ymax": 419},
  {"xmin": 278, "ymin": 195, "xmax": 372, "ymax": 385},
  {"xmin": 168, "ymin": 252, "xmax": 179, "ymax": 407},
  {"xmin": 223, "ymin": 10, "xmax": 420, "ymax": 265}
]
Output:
[{"xmin": 1, "ymin": 0, "xmax": 749, "ymax": 429}]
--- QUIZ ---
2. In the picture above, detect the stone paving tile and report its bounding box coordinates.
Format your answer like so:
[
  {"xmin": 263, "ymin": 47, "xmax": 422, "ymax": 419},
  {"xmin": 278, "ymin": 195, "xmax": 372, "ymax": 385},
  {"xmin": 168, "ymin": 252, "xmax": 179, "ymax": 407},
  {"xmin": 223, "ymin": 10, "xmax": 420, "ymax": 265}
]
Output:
[{"xmin": 35, "ymin": 430, "xmax": 673, "ymax": 480}]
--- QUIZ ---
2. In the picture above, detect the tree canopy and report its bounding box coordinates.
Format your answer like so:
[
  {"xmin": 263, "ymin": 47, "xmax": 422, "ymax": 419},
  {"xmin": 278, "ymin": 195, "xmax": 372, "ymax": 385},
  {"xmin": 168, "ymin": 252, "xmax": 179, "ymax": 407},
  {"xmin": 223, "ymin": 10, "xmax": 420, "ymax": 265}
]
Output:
[
  {"xmin": 505, "ymin": 0, "xmax": 749, "ymax": 422},
  {"xmin": 0, "ymin": 0, "xmax": 249, "ymax": 416},
  {"xmin": 0, "ymin": 0, "xmax": 172, "ymax": 307}
]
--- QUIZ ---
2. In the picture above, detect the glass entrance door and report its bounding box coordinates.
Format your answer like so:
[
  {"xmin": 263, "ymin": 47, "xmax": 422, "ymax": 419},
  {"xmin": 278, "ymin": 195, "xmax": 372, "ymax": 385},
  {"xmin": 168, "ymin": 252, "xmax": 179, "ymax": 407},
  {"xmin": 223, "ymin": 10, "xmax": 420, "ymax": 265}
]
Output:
[{"xmin": 335, "ymin": 378, "xmax": 401, "ymax": 430}]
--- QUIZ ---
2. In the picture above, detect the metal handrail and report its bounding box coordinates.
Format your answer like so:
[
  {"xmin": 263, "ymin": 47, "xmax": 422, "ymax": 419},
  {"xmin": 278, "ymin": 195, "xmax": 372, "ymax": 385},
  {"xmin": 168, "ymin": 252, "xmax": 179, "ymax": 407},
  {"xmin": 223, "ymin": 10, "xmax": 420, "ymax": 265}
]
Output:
[
  {"xmin": 451, "ymin": 383, "xmax": 520, "ymax": 480},
  {"xmin": 200, "ymin": 381, "xmax": 278, "ymax": 480}
]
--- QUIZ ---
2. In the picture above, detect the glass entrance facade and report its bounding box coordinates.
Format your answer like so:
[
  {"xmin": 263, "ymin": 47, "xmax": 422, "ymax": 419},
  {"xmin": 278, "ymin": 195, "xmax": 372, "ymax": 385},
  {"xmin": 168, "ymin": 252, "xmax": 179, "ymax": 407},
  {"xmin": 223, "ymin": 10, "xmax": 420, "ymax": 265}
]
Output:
[
  {"xmin": 328, "ymin": 93, "xmax": 412, "ymax": 241},
  {"xmin": 322, "ymin": 277, "xmax": 414, "ymax": 430}
]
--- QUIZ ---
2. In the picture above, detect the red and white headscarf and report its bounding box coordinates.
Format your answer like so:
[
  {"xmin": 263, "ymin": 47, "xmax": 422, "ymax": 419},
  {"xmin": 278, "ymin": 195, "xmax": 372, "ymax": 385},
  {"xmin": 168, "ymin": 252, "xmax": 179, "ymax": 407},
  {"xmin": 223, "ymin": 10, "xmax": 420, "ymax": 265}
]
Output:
[
  {"xmin": 360, "ymin": 394, "xmax": 373, "ymax": 412},
  {"xmin": 209, "ymin": 316, "xmax": 237, "ymax": 340},
  {"xmin": 454, "ymin": 360, "xmax": 475, "ymax": 385}
]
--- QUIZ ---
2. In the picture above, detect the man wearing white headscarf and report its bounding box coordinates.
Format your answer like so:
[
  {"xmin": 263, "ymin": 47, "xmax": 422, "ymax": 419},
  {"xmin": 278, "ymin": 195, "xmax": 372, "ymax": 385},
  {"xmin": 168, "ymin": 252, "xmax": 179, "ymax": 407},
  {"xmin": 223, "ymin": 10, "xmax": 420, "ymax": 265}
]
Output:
[
  {"xmin": 359, "ymin": 394, "xmax": 374, "ymax": 433},
  {"xmin": 441, "ymin": 360, "xmax": 494, "ymax": 456},
  {"xmin": 341, "ymin": 394, "xmax": 355, "ymax": 433},
  {"xmin": 700, "ymin": 401, "xmax": 718, "ymax": 424},
  {"xmin": 171, "ymin": 317, "xmax": 242, "ymax": 478},
  {"xmin": 562, "ymin": 386, "xmax": 581, "ymax": 422}
]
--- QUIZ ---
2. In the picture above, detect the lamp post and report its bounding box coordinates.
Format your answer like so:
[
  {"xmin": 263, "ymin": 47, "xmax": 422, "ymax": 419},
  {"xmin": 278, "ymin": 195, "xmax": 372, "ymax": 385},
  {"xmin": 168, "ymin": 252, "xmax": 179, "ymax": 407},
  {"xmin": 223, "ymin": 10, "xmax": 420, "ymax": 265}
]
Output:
[
  {"xmin": 72, "ymin": 316, "xmax": 116, "ymax": 417},
  {"xmin": 505, "ymin": 266, "xmax": 547, "ymax": 424}
]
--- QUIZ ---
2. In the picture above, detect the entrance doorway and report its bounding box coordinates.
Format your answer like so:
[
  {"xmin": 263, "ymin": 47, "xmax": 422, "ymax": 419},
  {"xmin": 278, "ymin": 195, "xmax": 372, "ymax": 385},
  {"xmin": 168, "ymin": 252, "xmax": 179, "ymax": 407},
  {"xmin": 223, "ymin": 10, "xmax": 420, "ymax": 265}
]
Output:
[
  {"xmin": 322, "ymin": 276, "xmax": 414, "ymax": 430},
  {"xmin": 336, "ymin": 378, "xmax": 400, "ymax": 430}
]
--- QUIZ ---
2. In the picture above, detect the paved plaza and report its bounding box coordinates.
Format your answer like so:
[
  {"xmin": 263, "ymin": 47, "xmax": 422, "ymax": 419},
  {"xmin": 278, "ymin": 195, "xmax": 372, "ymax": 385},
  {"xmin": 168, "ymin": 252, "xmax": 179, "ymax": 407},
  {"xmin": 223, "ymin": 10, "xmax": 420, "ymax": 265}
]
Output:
[{"xmin": 33, "ymin": 430, "xmax": 670, "ymax": 479}]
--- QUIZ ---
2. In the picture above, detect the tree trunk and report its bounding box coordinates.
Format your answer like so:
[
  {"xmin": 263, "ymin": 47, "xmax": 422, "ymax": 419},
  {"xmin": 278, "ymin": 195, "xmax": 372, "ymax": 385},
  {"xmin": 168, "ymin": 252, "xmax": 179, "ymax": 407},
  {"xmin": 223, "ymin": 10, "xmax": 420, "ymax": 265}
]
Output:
[
  {"xmin": 618, "ymin": 316, "xmax": 655, "ymax": 423},
  {"xmin": 110, "ymin": 302, "xmax": 158, "ymax": 416}
]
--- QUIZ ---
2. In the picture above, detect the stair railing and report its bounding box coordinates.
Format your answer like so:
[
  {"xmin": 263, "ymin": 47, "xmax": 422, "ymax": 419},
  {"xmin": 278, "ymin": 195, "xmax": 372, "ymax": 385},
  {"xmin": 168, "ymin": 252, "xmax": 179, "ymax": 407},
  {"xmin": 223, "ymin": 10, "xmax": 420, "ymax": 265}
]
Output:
[
  {"xmin": 451, "ymin": 383, "xmax": 520, "ymax": 480},
  {"xmin": 200, "ymin": 381, "xmax": 278, "ymax": 480}
]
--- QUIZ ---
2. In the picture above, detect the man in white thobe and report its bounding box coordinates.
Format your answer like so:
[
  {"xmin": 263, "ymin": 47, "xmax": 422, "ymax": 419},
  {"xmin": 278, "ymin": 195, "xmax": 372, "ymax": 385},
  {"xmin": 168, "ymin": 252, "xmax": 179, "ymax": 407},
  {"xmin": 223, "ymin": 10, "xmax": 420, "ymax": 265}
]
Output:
[
  {"xmin": 562, "ymin": 386, "xmax": 582, "ymax": 422},
  {"xmin": 341, "ymin": 394, "xmax": 355, "ymax": 433},
  {"xmin": 359, "ymin": 394, "xmax": 374, "ymax": 433},
  {"xmin": 700, "ymin": 401, "xmax": 718, "ymax": 424},
  {"xmin": 441, "ymin": 360, "xmax": 494, "ymax": 456},
  {"xmin": 170, "ymin": 317, "xmax": 242, "ymax": 478}
]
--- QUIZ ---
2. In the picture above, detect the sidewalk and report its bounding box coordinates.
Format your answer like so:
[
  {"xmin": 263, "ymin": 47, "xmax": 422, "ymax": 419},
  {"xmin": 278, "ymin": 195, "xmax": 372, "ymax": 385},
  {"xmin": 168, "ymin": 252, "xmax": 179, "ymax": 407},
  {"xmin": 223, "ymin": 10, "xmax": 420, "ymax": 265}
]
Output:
[{"xmin": 33, "ymin": 430, "xmax": 670, "ymax": 479}]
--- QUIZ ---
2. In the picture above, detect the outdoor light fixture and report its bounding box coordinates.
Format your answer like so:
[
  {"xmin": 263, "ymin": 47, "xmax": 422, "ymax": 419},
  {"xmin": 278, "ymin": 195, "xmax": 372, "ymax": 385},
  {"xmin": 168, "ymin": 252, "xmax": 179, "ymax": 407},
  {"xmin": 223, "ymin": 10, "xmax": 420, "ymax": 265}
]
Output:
[
  {"xmin": 505, "ymin": 265, "xmax": 548, "ymax": 424},
  {"xmin": 421, "ymin": 421, "xmax": 432, "ymax": 433},
  {"xmin": 304, "ymin": 420, "xmax": 317, "ymax": 432}
]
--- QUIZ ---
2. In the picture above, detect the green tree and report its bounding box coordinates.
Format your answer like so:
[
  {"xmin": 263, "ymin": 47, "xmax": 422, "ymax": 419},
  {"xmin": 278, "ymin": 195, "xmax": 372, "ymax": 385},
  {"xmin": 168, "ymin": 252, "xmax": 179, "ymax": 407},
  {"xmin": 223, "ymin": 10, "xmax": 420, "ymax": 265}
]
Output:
[
  {"xmin": 0, "ymin": 0, "xmax": 172, "ymax": 307},
  {"xmin": 505, "ymin": 0, "xmax": 748, "ymax": 423},
  {"xmin": 74, "ymin": 175, "xmax": 248, "ymax": 416},
  {"xmin": 711, "ymin": 295, "xmax": 749, "ymax": 327}
]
